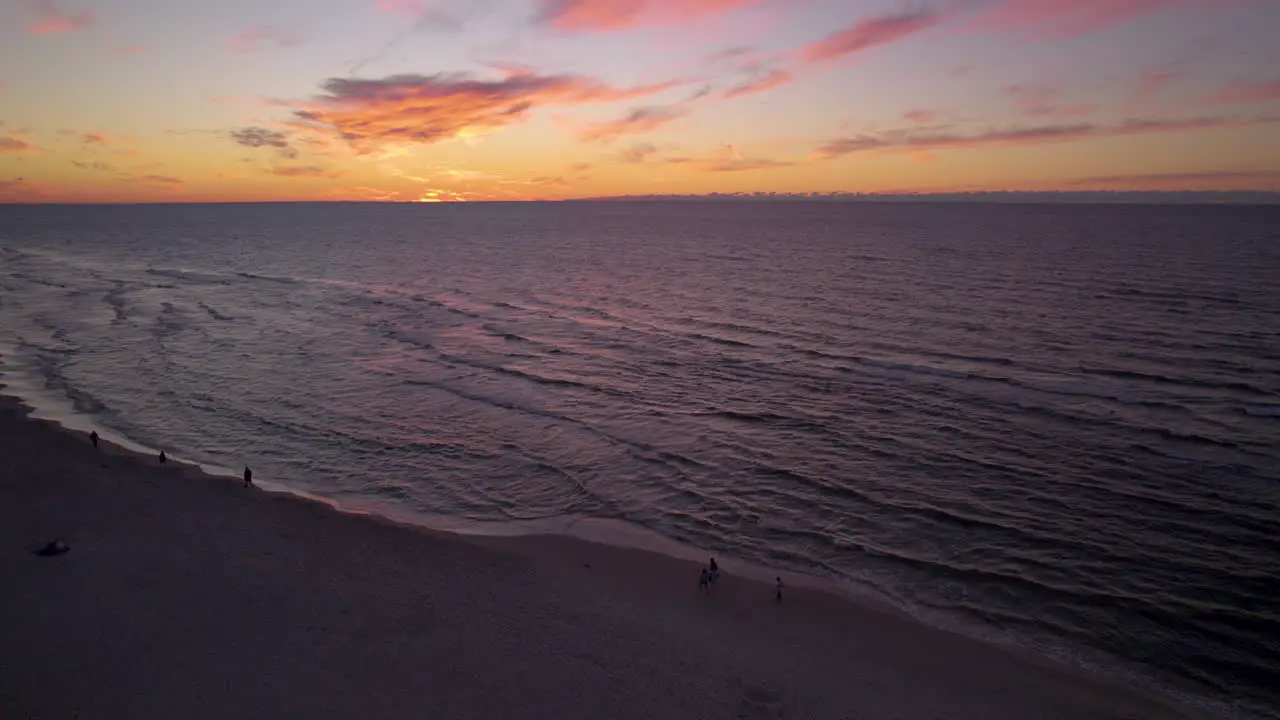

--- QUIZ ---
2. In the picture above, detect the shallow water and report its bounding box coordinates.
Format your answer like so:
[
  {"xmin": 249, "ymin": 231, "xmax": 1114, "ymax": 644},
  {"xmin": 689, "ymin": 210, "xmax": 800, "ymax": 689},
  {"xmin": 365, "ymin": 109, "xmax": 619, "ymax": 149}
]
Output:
[{"xmin": 1, "ymin": 201, "xmax": 1277, "ymax": 717}]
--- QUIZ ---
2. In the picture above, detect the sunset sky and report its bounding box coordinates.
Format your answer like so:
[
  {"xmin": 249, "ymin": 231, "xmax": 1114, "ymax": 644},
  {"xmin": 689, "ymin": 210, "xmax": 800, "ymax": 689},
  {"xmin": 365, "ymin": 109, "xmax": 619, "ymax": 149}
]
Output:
[{"xmin": 2, "ymin": 0, "xmax": 1280, "ymax": 202}]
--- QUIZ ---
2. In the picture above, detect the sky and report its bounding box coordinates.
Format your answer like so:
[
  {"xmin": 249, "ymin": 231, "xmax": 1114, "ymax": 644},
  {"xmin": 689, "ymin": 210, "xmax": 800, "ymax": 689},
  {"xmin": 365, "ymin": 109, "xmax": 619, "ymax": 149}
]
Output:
[{"xmin": 2, "ymin": 0, "xmax": 1280, "ymax": 202}]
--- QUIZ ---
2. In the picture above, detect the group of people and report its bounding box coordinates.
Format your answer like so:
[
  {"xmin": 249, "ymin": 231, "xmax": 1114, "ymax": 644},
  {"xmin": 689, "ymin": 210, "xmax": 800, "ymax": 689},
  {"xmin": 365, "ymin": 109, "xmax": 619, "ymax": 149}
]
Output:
[
  {"xmin": 88, "ymin": 430, "xmax": 254, "ymax": 488},
  {"xmin": 87, "ymin": 430, "xmax": 792, "ymax": 603},
  {"xmin": 698, "ymin": 557, "xmax": 721, "ymax": 593},
  {"xmin": 698, "ymin": 557, "xmax": 787, "ymax": 603}
]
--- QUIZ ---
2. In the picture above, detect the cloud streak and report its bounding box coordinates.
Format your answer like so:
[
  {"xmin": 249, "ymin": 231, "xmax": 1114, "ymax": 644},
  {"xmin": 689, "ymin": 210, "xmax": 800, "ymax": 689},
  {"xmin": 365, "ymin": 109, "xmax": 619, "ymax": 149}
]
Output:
[
  {"xmin": 270, "ymin": 165, "xmax": 341, "ymax": 178},
  {"xmin": 815, "ymin": 115, "xmax": 1264, "ymax": 159},
  {"xmin": 26, "ymin": 0, "xmax": 94, "ymax": 35},
  {"xmin": 579, "ymin": 106, "xmax": 686, "ymax": 142},
  {"xmin": 722, "ymin": 68, "xmax": 793, "ymax": 100},
  {"xmin": 1066, "ymin": 169, "xmax": 1280, "ymax": 187}
]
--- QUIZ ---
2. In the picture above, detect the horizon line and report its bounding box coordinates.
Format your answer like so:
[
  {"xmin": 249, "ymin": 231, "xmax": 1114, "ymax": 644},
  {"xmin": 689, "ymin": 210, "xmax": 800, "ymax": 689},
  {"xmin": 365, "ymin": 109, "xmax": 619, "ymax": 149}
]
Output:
[{"xmin": 4, "ymin": 189, "xmax": 1280, "ymax": 207}]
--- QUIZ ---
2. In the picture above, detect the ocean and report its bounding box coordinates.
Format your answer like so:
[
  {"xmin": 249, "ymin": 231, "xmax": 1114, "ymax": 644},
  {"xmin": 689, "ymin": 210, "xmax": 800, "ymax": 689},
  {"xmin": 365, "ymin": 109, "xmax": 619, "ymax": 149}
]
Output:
[{"xmin": 1, "ymin": 201, "xmax": 1277, "ymax": 717}]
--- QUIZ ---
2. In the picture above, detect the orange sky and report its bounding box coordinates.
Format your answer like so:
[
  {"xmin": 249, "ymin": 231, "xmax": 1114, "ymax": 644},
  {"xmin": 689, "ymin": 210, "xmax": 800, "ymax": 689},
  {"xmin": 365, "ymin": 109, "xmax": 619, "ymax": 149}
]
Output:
[{"xmin": 2, "ymin": 0, "xmax": 1280, "ymax": 202}]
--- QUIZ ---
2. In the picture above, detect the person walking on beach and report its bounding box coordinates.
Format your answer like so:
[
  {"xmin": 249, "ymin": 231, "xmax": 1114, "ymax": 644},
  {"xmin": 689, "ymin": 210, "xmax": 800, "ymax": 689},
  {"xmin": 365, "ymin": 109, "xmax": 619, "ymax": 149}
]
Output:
[
  {"xmin": 243, "ymin": 466, "xmax": 253, "ymax": 488},
  {"xmin": 775, "ymin": 576, "xmax": 784, "ymax": 603},
  {"xmin": 89, "ymin": 431, "xmax": 99, "ymax": 450},
  {"xmin": 699, "ymin": 568, "xmax": 710, "ymax": 594},
  {"xmin": 708, "ymin": 558, "xmax": 720, "ymax": 587},
  {"xmin": 158, "ymin": 451, "xmax": 166, "ymax": 464}
]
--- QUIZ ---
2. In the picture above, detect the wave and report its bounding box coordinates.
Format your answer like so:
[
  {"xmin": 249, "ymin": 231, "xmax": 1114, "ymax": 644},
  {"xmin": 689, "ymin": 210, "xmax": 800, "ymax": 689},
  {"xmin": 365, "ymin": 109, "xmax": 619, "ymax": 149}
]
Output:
[
  {"xmin": 1079, "ymin": 366, "xmax": 1270, "ymax": 396},
  {"xmin": 1109, "ymin": 285, "xmax": 1242, "ymax": 307},
  {"xmin": 680, "ymin": 331, "xmax": 757, "ymax": 349},
  {"xmin": 1241, "ymin": 403, "xmax": 1280, "ymax": 417},
  {"xmin": 234, "ymin": 270, "xmax": 300, "ymax": 285},
  {"xmin": 196, "ymin": 301, "xmax": 235, "ymax": 322},
  {"xmin": 145, "ymin": 267, "xmax": 232, "ymax": 285}
]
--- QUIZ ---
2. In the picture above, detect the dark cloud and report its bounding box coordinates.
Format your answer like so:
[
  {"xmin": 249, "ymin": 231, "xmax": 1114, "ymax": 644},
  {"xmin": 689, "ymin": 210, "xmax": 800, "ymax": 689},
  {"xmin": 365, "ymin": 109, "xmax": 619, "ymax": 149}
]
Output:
[
  {"xmin": 231, "ymin": 127, "xmax": 290, "ymax": 148},
  {"xmin": 815, "ymin": 116, "xmax": 1263, "ymax": 160},
  {"xmin": 288, "ymin": 71, "xmax": 676, "ymax": 149}
]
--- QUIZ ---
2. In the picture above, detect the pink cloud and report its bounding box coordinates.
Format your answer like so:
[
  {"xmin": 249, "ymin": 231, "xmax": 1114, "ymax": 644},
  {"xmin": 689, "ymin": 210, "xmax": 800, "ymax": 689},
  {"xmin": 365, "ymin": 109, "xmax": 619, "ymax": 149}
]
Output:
[
  {"xmin": 803, "ymin": 8, "xmax": 939, "ymax": 63},
  {"xmin": 1211, "ymin": 79, "xmax": 1280, "ymax": 105},
  {"xmin": 227, "ymin": 26, "xmax": 301, "ymax": 55},
  {"xmin": 537, "ymin": 0, "xmax": 757, "ymax": 31},
  {"xmin": 113, "ymin": 44, "xmax": 146, "ymax": 55},
  {"xmin": 81, "ymin": 131, "xmax": 112, "ymax": 145},
  {"xmin": 969, "ymin": 0, "xmax": 1201, "ymax": 39},
  {"xmin": 374, "ymin": 0, "xmax": 429, "ymax": 17},
  {"xmin": 904, "ymin": 109, "xmax": 938, "ymax": 124},
  {"xmin": 0, "ymin": 135, "xmax": 35, "ymax": 153},
  {"xmin": 722, "ymin": 68, "xmax": 793, "ymax": 100},
  {"xmin": 26, "ymin": 0, "xmax": 95, "ymax": 35}
]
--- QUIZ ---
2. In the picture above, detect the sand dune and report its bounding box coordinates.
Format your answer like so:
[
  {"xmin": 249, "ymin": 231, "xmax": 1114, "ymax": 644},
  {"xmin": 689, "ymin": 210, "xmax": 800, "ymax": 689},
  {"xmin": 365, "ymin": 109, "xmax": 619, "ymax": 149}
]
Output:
[{"xmin": 0, "ymin": 394, "xmax": 1190, "ymax": 720}]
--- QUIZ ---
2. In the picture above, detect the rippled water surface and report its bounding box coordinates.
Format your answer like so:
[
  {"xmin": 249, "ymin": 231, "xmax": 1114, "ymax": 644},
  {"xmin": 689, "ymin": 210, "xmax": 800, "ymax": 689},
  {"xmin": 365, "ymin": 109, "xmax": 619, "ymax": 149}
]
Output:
[{"xmin": 1, "ymin": 202, "xmax": 1278, "ymax": 717}]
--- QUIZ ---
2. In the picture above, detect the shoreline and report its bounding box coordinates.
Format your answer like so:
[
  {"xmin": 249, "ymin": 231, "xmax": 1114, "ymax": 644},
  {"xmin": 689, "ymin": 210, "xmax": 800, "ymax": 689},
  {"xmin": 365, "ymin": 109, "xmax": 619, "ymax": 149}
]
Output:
[{"xmin": 0, "ymin": 385, "xmax": 1206, "ymax": 720}]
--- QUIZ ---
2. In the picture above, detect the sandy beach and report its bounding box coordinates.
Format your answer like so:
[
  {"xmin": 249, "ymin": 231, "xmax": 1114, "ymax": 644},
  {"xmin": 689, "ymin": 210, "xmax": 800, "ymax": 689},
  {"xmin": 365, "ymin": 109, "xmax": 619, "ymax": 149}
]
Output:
[{"xmin": 0, "ymin": 392, "xmax": 1193, "ymax": 720}]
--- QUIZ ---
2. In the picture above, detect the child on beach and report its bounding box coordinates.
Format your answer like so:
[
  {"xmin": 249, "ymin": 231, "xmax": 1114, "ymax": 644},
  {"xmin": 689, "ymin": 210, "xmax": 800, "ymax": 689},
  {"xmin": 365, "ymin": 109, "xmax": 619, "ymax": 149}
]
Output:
[
  {"xmin": 243, "ymin": 466, "xmax": 253, "ymax": 488},
  {"xmin": 775, "ymin": 577, "xmax": 784, "ymax": 603},
  {"xmin": 699, "ymin": 568, "xmax": 710, "ymax": 594},
  {"xmin": 90, "ymin": 431, "xmax": 98, "ymax": 449},
  {"xmin": 708, "ymin": 558, "xmax": 720, "ymax": 586}
]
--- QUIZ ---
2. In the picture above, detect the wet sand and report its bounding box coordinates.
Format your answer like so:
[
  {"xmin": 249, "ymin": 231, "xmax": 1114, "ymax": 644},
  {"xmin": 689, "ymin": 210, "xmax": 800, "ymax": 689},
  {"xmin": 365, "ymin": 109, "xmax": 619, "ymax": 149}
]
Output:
[{"xmin": 0, "ymin": 393, "xmax": 1193, "ymax": 720}]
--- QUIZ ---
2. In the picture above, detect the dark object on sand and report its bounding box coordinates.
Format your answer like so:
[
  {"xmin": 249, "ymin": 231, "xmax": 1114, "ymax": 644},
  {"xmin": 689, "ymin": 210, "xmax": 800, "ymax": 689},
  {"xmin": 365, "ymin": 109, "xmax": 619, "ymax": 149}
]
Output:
[
  {"xmin": 159, "ymin": 451, "xmax": 166, "ymax": 464},
  {"xmin": 244, "ymin": 466, "xmax": 253, "ymax": 488},
  {"xmin": 775, "ymin": 577, "xmax": 784, "ymax": 603},
  {"xmin": 33, "ymin": 539, "xmax": 70, "ymax": 557},
  {"xmin": 90, "ymin": 431, "xmax": 99, "ymax": 449}
]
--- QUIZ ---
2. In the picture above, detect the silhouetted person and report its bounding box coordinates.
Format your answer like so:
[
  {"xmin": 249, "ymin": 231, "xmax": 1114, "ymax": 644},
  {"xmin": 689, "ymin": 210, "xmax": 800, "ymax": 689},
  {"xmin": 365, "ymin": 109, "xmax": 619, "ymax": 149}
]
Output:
[
  {"xmin": 699, "ymin": 568, "xmax": 710, "ymax": 594},
  {"xmin": 708, "ymin": 557, "xmax": 720, "ymax": 586},
  {"xmin": 243, "ymin": 466, "xmax": 253, "ymax": 488},
  {"xmin": 159, "ymin": 451, "xmax": 166, "ymax": 464},
  {"xmin": 775, "ymin": 576, "xmax": 784, "ymax": 603},
  {"xmin": 89, "ymin": 431, "xmax": 99, "ymax": 450}
]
